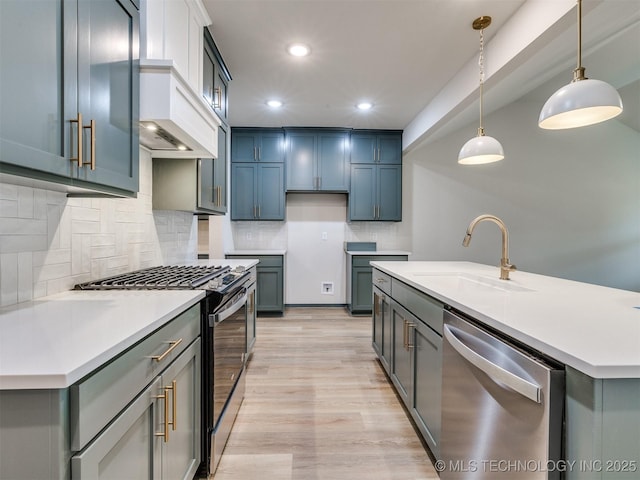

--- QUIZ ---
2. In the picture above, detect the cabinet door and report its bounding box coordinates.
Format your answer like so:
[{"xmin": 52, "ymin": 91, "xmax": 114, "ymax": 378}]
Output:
[
  {"xmin": 161, "ymin": 339, "xmax": 201, "ymax": 480},
  {"xmin": 202, "ymin": 42, "xmax": 215, "ymax": 109},
  {"xmin": 352, "ymin": 266, "xmax": 373, "ymax": 313},
  {"xmin": 377, "ymin": 165, "xmax": 402, "ymax": 221},
  {"xmin": 373, "ymin": 287, "xmax": 385, "ymax": 356},
  {"xmin": 71, "ymin": 377, "xmax": 162, "ymax": 480},
  {"xmin": 391, "ymin": 301, "xmax": 415, "ymax": 406},
  {"xmin": 231, "ymin": 131, "xmax": 258, "ymax": 162},
  {"xmin": 348, "ymin": 164, "xmax": 376, "ymax": 221},
  {"xmin": 230, "ymin": 163, "xmax": 257, "ymax": 220},
  {"xmin": 198, "ymin": 158, "xmax": 216, "ymax": 211},
  {"xmin": 377, "ymin": 134, "xmax": 402, "ymax": 164},
  {"xmin": 256, "ymin": 267, "xmax": 283, "ymax": 313},
  {"xmin": 286, "ymin": 132, "xmax": 316, "ymax": 191},
  {"xmin": 412, "ymin": 320, "xmax": 442, "ymax": 459},
  {"xmin": 257, "ymin": 131, "xmax": 284, "ymax": 162},
  {"xmin": 318, "ymin": 131, "xmax": 348, "ymax": 191},
  {"xmin": 381, "ymin": 294, "xmax": 392, "ymax": 373},
  {"xmin": 350, "ymin": 133, "xmax": 377, "ymax": 164},
  {"xmin": 213, "ymin": 63, "xmax": 229, "ymax": 123},
  {"xmin": 256, "ymin": 164, "xmax": 285, "ymax": 220},
  {"xmin": 0, "ymin": 0, "xmax": 76, "ymax": 176},
  {"xmin": 212, "ymin": 124, "xmax": 228, "ymax": 213},
  {"xmin": 77, "ymin": 0, "xmax": 139, "ymax": 193}
]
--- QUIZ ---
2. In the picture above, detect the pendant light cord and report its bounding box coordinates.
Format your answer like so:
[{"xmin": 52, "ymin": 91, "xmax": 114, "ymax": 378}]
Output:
[
  {"xmin": 574, "ymin": 0, "xmax": 586, "ymax": 81},
  {"xmin": 478, "ymin": 26, "xmax": 485, "ymax": 135}
]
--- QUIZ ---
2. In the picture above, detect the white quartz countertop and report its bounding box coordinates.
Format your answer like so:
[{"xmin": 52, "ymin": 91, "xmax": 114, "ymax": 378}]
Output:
[
  {"xmin": 346, "ymin": 250, "xmax": 411, "ymax": 256},
  {"xmin": 0, "ymin": 290, "xmax": 204, "ymax": 390},
  {"xmin": 370, "ymin": 261, "xmax": 640, "ymax": 379}
]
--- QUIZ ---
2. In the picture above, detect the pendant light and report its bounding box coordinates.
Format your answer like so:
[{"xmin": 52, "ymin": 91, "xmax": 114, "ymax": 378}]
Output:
[
  {"xmin": 538, "ymin": 0, "xmax": 623, "ymax": 129},
  {"xmin": 458, "ymin": 16, "xmax": 504, "ymax": 165}
]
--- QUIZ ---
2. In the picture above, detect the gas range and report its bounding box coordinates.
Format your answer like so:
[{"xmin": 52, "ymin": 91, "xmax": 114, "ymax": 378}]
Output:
[{"xmin": 74, "ymin": 264, "xmax": 250, "ymax": 295}]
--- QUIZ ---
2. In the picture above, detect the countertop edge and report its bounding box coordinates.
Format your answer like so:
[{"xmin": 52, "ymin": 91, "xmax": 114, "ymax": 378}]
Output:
[{"xmin": 370, "ymin": 260, "xmax": 640, "ymax": 380}]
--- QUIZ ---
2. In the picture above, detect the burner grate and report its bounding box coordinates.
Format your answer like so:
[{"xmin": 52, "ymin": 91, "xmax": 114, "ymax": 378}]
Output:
[{"xmin": 75, "ymin": 265, "xmax": 230, "ymax": 290}]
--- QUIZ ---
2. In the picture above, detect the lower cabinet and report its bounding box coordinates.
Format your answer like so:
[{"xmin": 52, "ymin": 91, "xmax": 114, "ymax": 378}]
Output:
[
  {"xmin": 72, "ymin": 335, "xmax": 201, "ymax": 480},
  {"xmin": 348, "ymin": 254, "xmax": 408, "ymax": 314},
  {"xmin": 373, "ymin": 270, "xmax": 443, "ymax": 460},
  {"xmin": 226, "ymin": 255, "xmax": 284, "ymax": 315},
  {"xmin": 0, "ymin": 303, "xmax": 201, "ymax": 480}
]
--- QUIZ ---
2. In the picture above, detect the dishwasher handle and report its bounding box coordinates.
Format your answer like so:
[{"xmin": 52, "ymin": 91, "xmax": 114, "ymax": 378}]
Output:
[{"xmin": 444, "ymin": 324, "xmax": 542, "ymax": 403}]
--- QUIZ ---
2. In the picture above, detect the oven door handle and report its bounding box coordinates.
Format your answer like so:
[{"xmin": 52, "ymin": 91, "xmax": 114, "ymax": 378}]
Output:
[{"xmin": 209, "ymin": 288, "xmax": 249, "ymax": 325}]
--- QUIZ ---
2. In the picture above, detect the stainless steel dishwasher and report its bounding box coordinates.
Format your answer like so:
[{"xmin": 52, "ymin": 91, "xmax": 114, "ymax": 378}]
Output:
[{"xmin": 440, "ymin": 309, "xmax": 564, "ymax": 479}]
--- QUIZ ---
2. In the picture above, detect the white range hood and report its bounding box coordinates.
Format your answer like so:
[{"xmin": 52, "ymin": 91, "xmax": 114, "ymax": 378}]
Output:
[{"xmin": 139, "ymin": 59, "xmax": 221, "ymax": 158}]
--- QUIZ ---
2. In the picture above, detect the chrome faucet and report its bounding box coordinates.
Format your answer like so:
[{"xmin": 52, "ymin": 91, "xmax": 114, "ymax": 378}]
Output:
[{"xmin": 463, "ymin": 214, "xmax": 516, "ymax": 280}]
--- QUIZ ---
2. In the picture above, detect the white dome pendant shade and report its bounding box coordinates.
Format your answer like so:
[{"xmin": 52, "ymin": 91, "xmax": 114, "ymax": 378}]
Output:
[
  {"xmin": 458, "ymin": 16, "xmax": 504, "ymax": 165},
  {"xmin": 538, "ymin": 0, "xmax": 623, "ymax": 130},
  {"xmin": 458, "ymin": 129, "xmax": 505, "ymax": 165}
]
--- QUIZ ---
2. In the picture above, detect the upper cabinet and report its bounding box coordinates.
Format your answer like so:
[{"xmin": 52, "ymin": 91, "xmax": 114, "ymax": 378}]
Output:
[
  {"xmin": 350, "ymin": 131, "xmax": 402, "ymax": 164},
  {"xmin": 0, "ymin": 0, "xmax": 140, "ymax": 196},
  {"xmin": 285, "ymin": 128, "xmax": 349, "ymax": 192},
  {"xmin": 203, "ymin": 29, "xmax": 231, "ymax": 125},
  {"xmin": 231, "ymin": 128, "xmax": 285, "ymax": 163}
]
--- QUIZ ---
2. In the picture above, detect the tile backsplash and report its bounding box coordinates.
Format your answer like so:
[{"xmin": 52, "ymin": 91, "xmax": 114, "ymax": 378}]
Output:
[{"xmin": 0, "ymin": 151, "xmax": 198, "ymax": 307}]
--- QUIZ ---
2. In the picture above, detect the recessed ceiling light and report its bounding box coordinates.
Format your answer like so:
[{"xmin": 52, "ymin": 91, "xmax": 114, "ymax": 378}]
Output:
[
  {"xmin": 288, "ymin": 43, "xmax": 310, "ymax": 57},
  {"xmin": 267, "ymin": 100, "xmax": 283, "ymax": 108},
  {"xmin": 357, "ymin": 102, "xmax": 373, "ymax": 111},
  {"xmin": 143, "ymin": 123, "xmax": 158, "ymax": 131}
]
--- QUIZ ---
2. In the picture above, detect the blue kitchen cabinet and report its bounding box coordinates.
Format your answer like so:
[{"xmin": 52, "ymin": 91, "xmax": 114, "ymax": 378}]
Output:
[
  {"xmin": 349, "ymin": 254, "xmax": 408, "ymax": 314},
  {"xmin": 349, "ymin": 164, "xmax": 402, "ymax": 221},
  {"xmin": 230, "ymin": 163, "xmax": 285, "ymax": 220},
  {"xmin": 231, "ymin": 128, "xmax": 285, "ymax": 163},
  {"xmin": 350, "ymin": 131, "xmax": 402, "ymax": 164},
  {"xmin": 0, "ymin": 0, "xmax": 139, "ymax": 196},
  {"xmin": 285, "ymin": 128, "xmax": 349, "ymax": 192},
  {"xmin": 226, "ymin": 255, "xmax": 284, "ymax": 315}
]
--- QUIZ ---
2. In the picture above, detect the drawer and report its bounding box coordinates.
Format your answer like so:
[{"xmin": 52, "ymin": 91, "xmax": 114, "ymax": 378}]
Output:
[
  {"xmin": 372, "ymin": 269, "xmax": 392, "ymax": 295},
  {"xmin": 391, "ymin": 279, "xmax": 443, "ymax": 335},
  {"xmin": 69, "ymin": 303, "xmax": 201, "ymax": 451}
]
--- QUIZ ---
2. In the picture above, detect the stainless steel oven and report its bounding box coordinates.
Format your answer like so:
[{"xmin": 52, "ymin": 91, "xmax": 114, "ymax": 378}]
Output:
[{"xmin": 205, "ymin": 280, "xmax": 255, "ymax": 474}]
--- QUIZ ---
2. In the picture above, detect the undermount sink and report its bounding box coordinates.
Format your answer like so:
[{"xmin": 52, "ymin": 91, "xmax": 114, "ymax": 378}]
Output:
[{"xmin": 411, "ymin": 272, "xmax": 535, "ymax": 293}]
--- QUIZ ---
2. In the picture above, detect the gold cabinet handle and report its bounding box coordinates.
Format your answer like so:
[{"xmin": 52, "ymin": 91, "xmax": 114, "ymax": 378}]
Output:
[
  {"xmin": 403, "ymin": 319, "xmax": 409, "ymax": 349},
  {"xmin": 83, "ymin": 119, "xmax": 96, "ymax": 170},
  {"xmin": 257, "ymin": 204, "xmax": 261, "ymax": 218},
  {"xmin": 167, "ymin": 379, "xmax": 177, "ymax": 431},
  {"xmin": 70, "ymin": 113, "xmax": 83, "ymax": 168},
  {"xmin": 154, "ymin": 387, "xmax": 170, "ymax": 442},
  {"xmin": 151, "ymin": 339, "xmax": 182, "ymax": 362}
]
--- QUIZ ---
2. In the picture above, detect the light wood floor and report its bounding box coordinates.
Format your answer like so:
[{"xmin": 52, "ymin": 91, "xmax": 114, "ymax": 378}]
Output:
[{"xmin": 211, "ymin": 307, "xmax": 439, "ymax": 480}]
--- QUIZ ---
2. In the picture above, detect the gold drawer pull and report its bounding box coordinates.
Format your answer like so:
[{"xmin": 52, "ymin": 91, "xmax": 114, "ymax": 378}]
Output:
[
  {"xmin": 170, "ymin": 379, "xmax": 177, "ymax": 431},
  {"xmin": 151, "ymin": 338, "xmax": 183, "ymax": 362}
]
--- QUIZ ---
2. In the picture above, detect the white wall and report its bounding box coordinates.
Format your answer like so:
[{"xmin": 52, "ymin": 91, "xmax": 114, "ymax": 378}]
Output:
[
  {"xmin": 401, "ymin": 90, "xmax": 640, "ymax": 292},
  {"xmin": 223, "ymin": 193, "xmax": 410, "ymax": 305},
  {"xmin": 0, "ymin": 149, "xmax": 199, "ymax": 307}
]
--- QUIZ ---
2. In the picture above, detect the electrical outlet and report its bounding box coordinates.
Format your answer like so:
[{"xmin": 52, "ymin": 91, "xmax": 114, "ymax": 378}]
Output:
[
  {"xmin": 246, "ymin": 232, "xmax": 252, "ymax": 240},
  {"xmin": 321, "ymin": 232, "xmax": 328, "ymax": 241},
  {"xmin": 321, "ymin": 282, "xmax": 334, "ymax": 295}
]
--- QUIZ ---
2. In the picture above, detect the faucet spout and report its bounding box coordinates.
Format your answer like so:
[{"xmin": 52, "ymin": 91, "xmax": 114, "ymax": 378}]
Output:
[{"xmin": 462, "ymin": 214, "xmax": 516, "ymax": 280}]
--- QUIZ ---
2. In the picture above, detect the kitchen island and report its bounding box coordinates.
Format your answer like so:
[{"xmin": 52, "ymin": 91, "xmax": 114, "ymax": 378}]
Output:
[{"xmin": 371, "ymin": 261, "xmax": 640, "ymax": 479}]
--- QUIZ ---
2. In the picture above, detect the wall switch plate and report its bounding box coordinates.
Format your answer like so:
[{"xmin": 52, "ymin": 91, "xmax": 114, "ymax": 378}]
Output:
[{"xmin": 321, "ymin": 232, "xmax": 328, "ymax": 240}]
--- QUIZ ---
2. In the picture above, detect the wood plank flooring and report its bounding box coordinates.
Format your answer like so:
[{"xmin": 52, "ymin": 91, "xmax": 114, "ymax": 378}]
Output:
[{"xmin": 211, "ymin": 307, "xmax": 439, "ymax": 480}]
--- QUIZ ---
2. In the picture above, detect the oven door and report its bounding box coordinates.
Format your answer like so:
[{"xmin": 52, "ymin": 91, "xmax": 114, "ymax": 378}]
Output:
[{"xmin": 210, "ymin": 284, "xmax": 250, "ymax": 429}]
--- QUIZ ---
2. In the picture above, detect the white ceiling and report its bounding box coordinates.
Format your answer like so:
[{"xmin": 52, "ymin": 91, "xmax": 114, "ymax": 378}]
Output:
[{"xmin": 203, "ymin": 0, "xmax": 640, "ymax": 148}]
